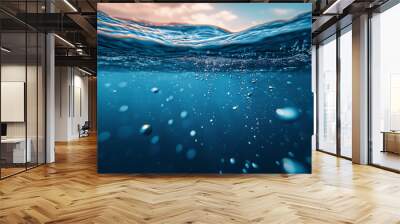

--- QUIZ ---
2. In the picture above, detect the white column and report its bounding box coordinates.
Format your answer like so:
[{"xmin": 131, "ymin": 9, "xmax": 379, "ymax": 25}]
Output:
[
  {"xmin": 352, "ymin": 14, "xmax": 369, "ymax": 164},
  {"xmin": 46, "ymin": 32, "xmax": 55, "ymax": 163}
]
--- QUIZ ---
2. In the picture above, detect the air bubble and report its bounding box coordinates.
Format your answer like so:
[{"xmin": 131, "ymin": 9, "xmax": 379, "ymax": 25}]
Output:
[
  {"xmin": 166, "ymin": 95, "xmax": 174, "ymax": 102},
  {"xmin": 151, "ymin": 87, "xmax": 159, "ymax": 93},
  {"xmin": 119, "ymin": 105, "xmax": 128, "ymax": 112},
  {"xmin": 176, "ymin": 144, "xmax": 183, "ymax": 153},
  {"xmin": 180, "ymin": 111, "xmax": 188, "ymax": 119},
  {"xmin": 98, "ymin": 132, "xmax": 111, "ymax": 142},
  {"xmin": 139, "ymin": 124, "xmax": 152, "ymax": 136},
  {"xmin": 275, "ymin": 107, "xmax": 300, "ymax": 121},
  {"xmin": 186, "ymin": 149, "xmax": 197, "ymax": 160},
  {"xmin": 282, "ymin": 158, "xmax": 306, "ymax": 174},
  {"xmin": 151, "ymin": 136, "xmax": 160, "ymax": 144},
  {"xmin": 118, "ymin": 82, "xmax": 127, "ymax": 88}
]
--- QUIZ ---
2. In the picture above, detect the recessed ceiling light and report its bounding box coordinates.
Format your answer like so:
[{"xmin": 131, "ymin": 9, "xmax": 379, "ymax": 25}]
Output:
[
  {"xmin": 78, "ymin": 67, "xmax": 93, "ymax": 76},
  {"xmin": 54, "ymin": 34, "xmax": 75, "ymax": 48},
  {"xmin": 1, "ymin": 47, "xmax": 11, "ymax": 53},
  {"xmin": 63, "ymin": 0, "xmax": 78, "ymax": 12}
]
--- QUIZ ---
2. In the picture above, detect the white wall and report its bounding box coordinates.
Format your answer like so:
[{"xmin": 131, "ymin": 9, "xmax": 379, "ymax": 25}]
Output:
[
  {"xmin": 1, "ymin": 64, "xmax": 40, "ymax": 137},
  {"xmin": 55, "ymin": 67, "xmax": 89, "ymax": 141},
  {"xmin": 1, "ymin": 63, "xmax": 46, "ymax": 164}
]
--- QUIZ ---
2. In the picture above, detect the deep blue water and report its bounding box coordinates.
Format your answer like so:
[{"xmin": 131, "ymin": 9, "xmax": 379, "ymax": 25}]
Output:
[{"xmin": 97, "ymin": 11, "xmax": 313, "ymax": 173}]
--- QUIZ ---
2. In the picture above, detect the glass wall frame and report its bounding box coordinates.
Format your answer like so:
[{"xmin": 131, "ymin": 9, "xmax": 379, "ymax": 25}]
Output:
[
  {"xmin": 369, "ymin": 1, "xmax": 400, "ymax": 172},
  {"xmin": 0, "ymin": 0, "xmax": 47, "ymax": 180},
  {"xmin": 315, "ymin": 25, "xmax": 353, "ymax": 160},
  {"xmin": 317, "ymin": 34, "xmax": 338, "ymax": 155}
]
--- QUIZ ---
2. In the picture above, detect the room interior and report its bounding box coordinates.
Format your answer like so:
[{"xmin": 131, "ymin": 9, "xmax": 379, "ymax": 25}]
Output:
[
  {"xmin": 0, "ymin": 31, "xmax": 46, "ymax": 177},
  {"xmin": 0, "ymin": 0, "xmax": 400, "ymax": 223}
]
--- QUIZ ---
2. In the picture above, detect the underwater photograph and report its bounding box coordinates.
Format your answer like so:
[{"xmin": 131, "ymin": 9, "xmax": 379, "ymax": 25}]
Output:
[{"xmin": 97, "ymin": 3, "xmax": 313, "ymax": 174}]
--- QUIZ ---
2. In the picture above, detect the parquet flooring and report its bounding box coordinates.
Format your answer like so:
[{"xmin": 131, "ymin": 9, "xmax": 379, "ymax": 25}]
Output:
[{"xmin": 1, "ymin": 135, "xmax": 400, "ymax": 223}]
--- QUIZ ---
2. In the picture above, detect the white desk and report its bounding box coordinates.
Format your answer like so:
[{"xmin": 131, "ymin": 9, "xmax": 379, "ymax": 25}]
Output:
[{"xmin": 1, "ymin": 138, "xmax": 31, "ymax": 163}]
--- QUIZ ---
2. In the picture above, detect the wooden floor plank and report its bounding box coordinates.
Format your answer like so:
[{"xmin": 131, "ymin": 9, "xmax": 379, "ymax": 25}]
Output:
[{"xmin": 1, "ymin": 135, "xmax": 400, "ymax": 223}]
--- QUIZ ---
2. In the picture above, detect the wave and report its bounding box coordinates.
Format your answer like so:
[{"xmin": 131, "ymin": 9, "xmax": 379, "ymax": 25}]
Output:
[{"xmin": 97, "ymin": 11, "xmax": 312, "ymax": 72}]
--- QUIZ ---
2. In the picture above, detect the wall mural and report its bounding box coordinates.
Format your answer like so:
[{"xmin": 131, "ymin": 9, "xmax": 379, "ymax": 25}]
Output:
[{"xmin": 97, "ymin": 3, "xmax": 313, "ymax": 173}]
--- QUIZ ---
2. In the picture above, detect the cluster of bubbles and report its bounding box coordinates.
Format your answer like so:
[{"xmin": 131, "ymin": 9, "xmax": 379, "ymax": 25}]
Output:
[
  {"xmin": 107, "ymin": 71, "xmax": 307, "ymax": 173},
  {"xmin": 219, "ymin": 157, "xmax": 259, "ymax": 174}
]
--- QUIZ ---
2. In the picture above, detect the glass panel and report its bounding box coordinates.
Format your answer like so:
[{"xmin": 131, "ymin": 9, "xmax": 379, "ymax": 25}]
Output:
[
  {"xmin": 38, "ymin": 33, "xmax": 45, "ymax": 165},
  {"xmin": 26, "ymin": 0, "xmax": 40, "ymax": 169},
  {"xmin": 312, "ymin": 45, "xmax": 317, "ymax": 150},
  {"xmin": 317, "ymin": 36, "xmax": 337, "ymax": 154},
  {"xmin": 1, "ymin": 31, "xmax": 27, "ymax": 177},
  {"xmin": 339, "ymin": 28, "xmax": 352, "ymax": 158},
  {"xmin": 371, "ymin": 4, "xmax": 400, "ymax": 171},
  {"xmin": 0, "ymin": 0, "xmax": 46, "ymax": 179},
  {"xmin": 27, "ymin": 31, "xmax": 38, "ymax": 169}
]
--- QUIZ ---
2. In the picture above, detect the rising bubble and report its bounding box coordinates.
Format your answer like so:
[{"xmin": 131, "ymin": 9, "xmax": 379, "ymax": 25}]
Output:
[
  {"xmin": 176, "ymin": 144, "xmax": 183, "ymax": 153},
  {"xmin": 151, "ymin": 87, "xmax": 159, "ymax": 93},
  {"xmin": 151, "ymin": 135, "xmax": 160, "ymax": 144},
  {"xmin": 180, "ymin": 110, "xmax": 188, "ymax": 119},
  {"xmin": 118, "ymin": 82, "xmax": 127, "ymax": 88},
  {"xmin": 98, "ymin": 131, "xmax": 111, "ymax": 142},
  {"xmin": 282, "ymin": 158, "xmax": 306, "ymax": 174},
  {"xmin": 119, "ymin": 105, "xmax": 128, "ymax": 112},
  {"xmin": 166, "ymin": 95, "xmax": 174, "ymax": 102},
  {"xmin": 186, "ymin": 149, "xmax": 197, "ymax": 160},
  {"xmin": 139, "ymin": 124, "xmax": 152, "ymax": 136},
  {"xmin": 275, "ymin": 107, "xmax": 300, "ymax": 121}
]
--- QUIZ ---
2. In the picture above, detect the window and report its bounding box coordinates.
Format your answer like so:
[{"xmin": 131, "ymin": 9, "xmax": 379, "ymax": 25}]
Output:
[
  {"xmin": 317, "ymin": 36, "xmax": 337, "ymax": 154},
  {"xmin": 370, "ymin": 3, "xmax": 400, "ymax": 171},
  {"xmin": 339, "ymin": 27, "xmax": 352, "ymax": 158}
]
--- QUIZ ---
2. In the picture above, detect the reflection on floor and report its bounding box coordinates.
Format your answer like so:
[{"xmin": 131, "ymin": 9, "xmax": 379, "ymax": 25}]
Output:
[
  {"xmin": 373, "ymin": 150, "xmax": 400, "ymax": 171},
  {"xmin": 0, "ymin": 135, "xmax": 400, "ymax": 223},
  {"xmin": 0, "ymin": 163, "xmax": 42, "ymax": 178},
  {"xmin": 0, "ymin": 167, "xmax": 25, "ymax": 178}
]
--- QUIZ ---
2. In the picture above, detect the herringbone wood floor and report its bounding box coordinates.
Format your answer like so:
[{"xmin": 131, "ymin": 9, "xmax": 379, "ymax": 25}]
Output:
[{"xmin": 1, "ymin": 135, "xmax": 400, "ymax": 224}]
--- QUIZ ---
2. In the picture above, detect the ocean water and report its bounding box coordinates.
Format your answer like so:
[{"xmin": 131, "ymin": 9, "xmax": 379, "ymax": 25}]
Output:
[{"xmin": 97, "ymin": 11, "xmax": 313, "ymax": 173}]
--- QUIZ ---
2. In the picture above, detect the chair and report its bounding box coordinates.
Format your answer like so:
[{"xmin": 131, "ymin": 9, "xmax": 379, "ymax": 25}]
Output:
[{"xmin": 79, "ymin": 121, "xmax": 90, "ymax": 138}]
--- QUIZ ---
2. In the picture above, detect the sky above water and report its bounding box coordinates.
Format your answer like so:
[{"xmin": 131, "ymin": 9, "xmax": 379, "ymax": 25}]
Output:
[{"xmin": 98, "ymin": 3, "xmax": 311, "ymax": 32}]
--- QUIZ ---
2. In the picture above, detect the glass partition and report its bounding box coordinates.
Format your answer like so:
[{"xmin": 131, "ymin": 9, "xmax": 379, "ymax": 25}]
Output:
[
  {"xmin": 38, "ymin": 32, "xmax": 45, "ymax": 165},
  {"xmin": 371, "ymin": 3, "xmax": 400, "ymax": 171},
  {"xmin": 1, "ymin": 31, "xmax": 28, "ymax": 177},
  {"xmin": 339, "ymin": 27, "xmax": 352, "ymax": 158},
  {"xmin": 0, "ymin": 1, "xmax": 46, "ymax": 179},
  {"xmin": 27, "ymin": 31, "xmax": 38, "ymax": 169},
  {"xmin": 317, "ymin": 35, "xmax": 337, "ymax": 154}
]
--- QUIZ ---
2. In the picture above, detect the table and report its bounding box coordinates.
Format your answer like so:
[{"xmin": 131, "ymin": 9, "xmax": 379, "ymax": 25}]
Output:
[
  {"xmin": 382, "ymin": 131, "xmax": 400, "ymax": 154},
  {"xmin": 1, "ymin": 138, "xmax": 31, "ymax": 163}
]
